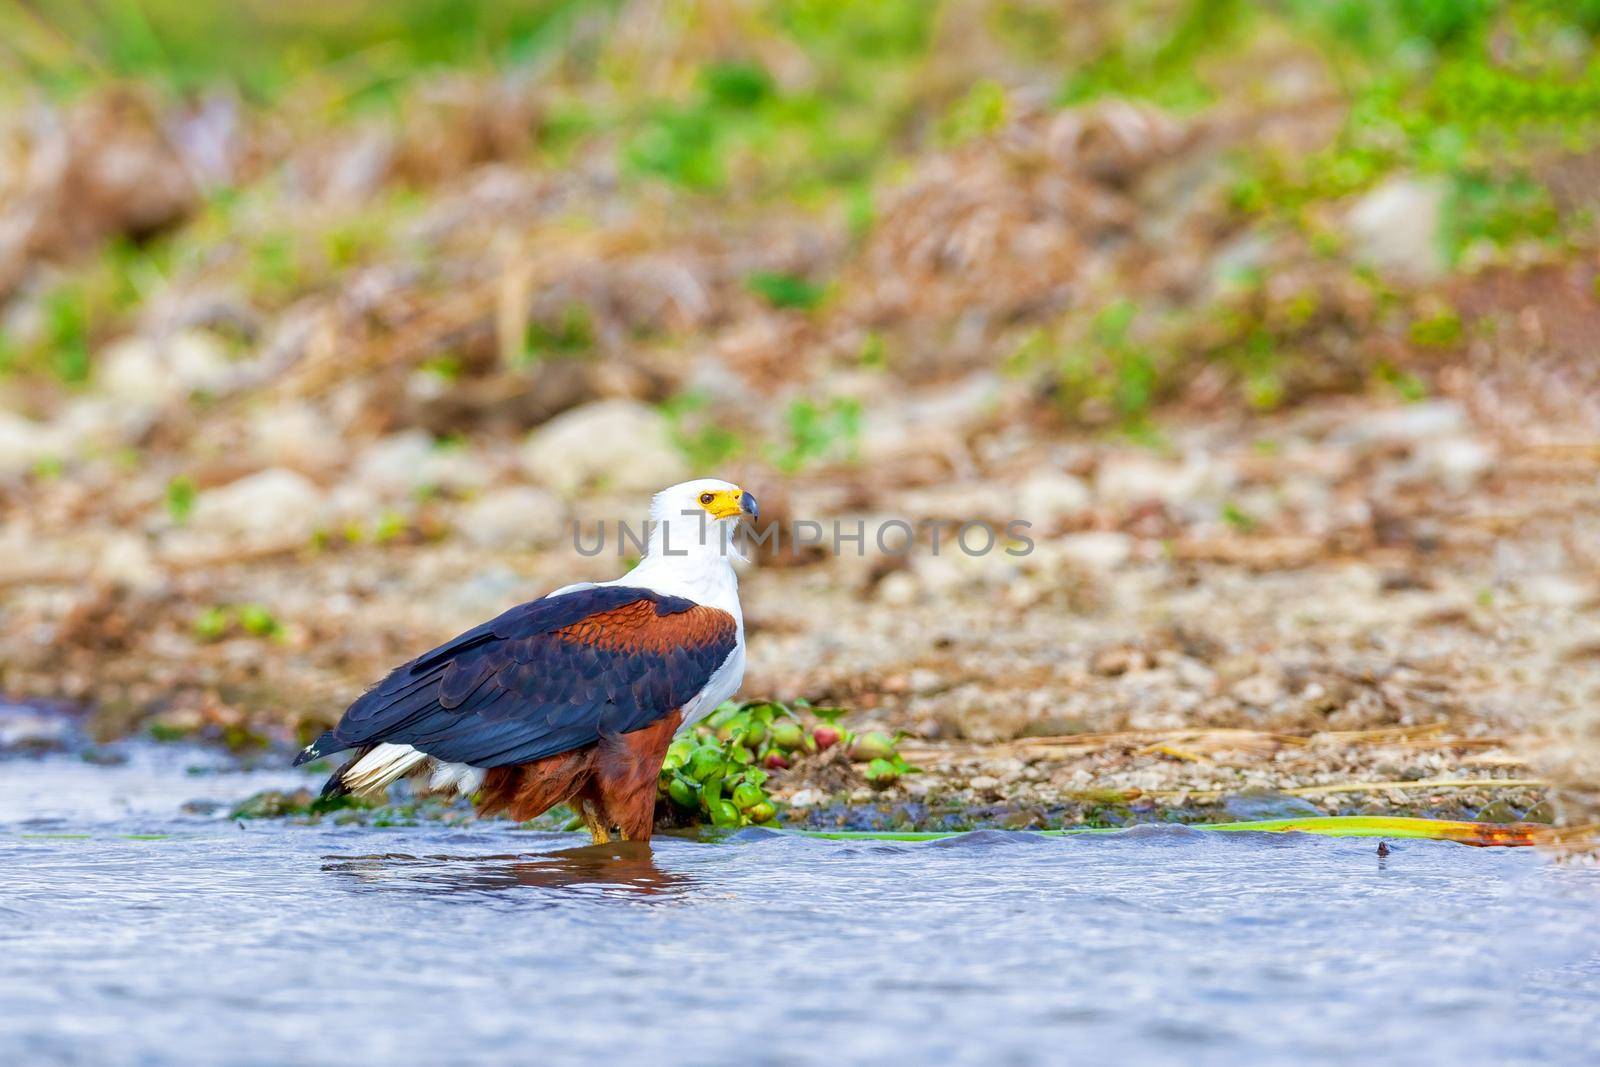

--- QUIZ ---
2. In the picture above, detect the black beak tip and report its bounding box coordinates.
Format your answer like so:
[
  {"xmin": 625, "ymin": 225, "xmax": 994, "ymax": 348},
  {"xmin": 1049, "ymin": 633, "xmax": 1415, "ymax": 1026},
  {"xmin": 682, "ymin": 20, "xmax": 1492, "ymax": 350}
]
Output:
[{"xmin": 741, "ymin": 491, "xmax": 759, "ymax": 522}]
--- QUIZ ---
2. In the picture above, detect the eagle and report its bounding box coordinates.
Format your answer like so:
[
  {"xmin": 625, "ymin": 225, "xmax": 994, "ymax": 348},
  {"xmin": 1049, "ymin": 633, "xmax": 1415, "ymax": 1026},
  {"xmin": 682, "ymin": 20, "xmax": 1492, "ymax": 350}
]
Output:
[{"xmin": 295, "ymin": 479, "xmax": 756, "ymax": 844}]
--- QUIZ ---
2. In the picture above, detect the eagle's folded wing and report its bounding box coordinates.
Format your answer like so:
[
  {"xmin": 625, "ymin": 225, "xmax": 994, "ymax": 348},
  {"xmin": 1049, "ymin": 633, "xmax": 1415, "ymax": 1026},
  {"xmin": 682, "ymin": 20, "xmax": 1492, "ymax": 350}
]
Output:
[{"xmin": 297, "ymin": 585, "xmax": 737, "ymax": 771}]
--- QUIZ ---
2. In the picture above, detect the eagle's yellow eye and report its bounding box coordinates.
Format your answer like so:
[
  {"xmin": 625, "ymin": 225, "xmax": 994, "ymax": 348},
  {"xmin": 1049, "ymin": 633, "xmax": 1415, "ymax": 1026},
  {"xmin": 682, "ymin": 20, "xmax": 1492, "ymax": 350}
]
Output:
[{"xmin": 699, "ymin": 492, "xmax": 716, "ymax": 505}]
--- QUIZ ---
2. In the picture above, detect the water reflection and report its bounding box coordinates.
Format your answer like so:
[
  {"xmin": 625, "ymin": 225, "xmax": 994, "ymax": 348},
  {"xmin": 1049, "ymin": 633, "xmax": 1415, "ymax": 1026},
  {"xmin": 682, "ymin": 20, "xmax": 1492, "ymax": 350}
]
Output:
[{"xmin": 321, "ymin": 840, "xmax": 689, "ymax": 899}]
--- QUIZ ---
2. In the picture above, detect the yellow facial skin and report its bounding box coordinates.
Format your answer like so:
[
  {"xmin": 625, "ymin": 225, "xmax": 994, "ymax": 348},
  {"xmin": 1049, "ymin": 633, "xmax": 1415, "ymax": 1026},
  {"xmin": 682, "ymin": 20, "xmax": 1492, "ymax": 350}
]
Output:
[{"xmin": 697, "ymin": 488, "xmax": 748, "ymax": 520}]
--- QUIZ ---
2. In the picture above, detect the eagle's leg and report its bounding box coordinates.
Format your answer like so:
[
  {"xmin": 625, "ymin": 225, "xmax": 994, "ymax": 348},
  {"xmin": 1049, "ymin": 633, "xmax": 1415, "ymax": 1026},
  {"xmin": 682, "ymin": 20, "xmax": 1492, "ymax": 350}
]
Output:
[
  {"xmin": 595, "ymin": 711, "xmax": 684, "ymax": 844},
  {"xmin": 578, "ymin": 795, "xmax": 612, "ymax": 844}
]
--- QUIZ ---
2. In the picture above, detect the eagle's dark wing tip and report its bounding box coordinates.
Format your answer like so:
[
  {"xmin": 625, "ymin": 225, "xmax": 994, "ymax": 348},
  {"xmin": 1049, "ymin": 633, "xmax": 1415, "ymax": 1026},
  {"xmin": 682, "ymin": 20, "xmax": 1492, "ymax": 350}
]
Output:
[
  {"xmin": 316, "ymin": 747, "xmax": 371, "ymax": 798},
  {"xmin": 319, "ymin": 772, "xmax": 353, "ymax": 800},
  {"xmin": 293, "ymin": 730, "xmax": 341, "ymax": 767}
]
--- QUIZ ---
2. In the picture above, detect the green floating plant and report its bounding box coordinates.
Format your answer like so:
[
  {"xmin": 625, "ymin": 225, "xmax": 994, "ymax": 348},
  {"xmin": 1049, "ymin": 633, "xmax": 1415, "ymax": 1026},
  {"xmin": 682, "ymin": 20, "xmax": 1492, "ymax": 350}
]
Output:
[
  {"xmin": 657, "ymin": 699, "xmax": 913, "ymax": 829},
  {"xmin": 794, "ymin": 815, "xmax": 1555, "ymax": 847}
]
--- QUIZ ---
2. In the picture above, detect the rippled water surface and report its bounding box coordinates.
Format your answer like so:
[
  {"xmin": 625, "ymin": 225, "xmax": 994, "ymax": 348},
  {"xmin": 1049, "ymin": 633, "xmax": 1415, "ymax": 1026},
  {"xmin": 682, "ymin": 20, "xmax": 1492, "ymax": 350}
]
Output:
[{"xmin": 2, "ymin": 745, "xmax": 1597, "ymax": 1067}]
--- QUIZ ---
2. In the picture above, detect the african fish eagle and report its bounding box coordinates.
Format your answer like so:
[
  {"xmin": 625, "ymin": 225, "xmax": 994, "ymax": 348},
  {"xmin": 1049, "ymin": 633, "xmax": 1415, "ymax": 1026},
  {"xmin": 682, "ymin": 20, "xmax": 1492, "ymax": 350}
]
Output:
[{"xmin": 295, "ymin": 479, "xmax": 756, "ymax": 843}]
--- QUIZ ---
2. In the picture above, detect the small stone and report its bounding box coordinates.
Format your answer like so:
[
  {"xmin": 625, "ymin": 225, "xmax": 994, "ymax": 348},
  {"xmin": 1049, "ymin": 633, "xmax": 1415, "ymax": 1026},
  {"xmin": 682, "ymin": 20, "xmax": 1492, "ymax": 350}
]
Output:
[
  {"xmin": 357, "ymin": 431, "xmax": 490, "ymax": 497},
  {"xmin": 1096, "ymin": 454, "xmax": 1228, "ymax": 508},
  {"xmin": 1413, "ymin": 436, "xmax": 1494, "ymax": 493},
  {"xmin": 1015, "ymin": 471, "xmax": 1091, "ymax": 528},
  {"xmin": 1056, "ymin": 531, "xmax": 1133, "ymax": 571},
  {"xmin": 876, "ymin": 570, "xmax": 921, "ymax": 605},
  {"xmin": 521, "ymin": 399, "xmax": 688, "ymax": 495},
  {"xmin": 189, "ymin": 468, "xmax": 324, "ymax": 544},
  {"xmin": 92, "ymin": 533, "xmax": 163, "ymax": 592},
  {"xmin": 1335, "ymin": 400, "xmax": 1466, "ymax": 446},
  {"xmin": 968, "ymin": 775, "xmax": 1001, "ymax": 792},
  {"xmin": 1232, "ymin": 673, "xmax": 1284, "ymax": 707},
  {"xmin": 98, "ymin": 329, "xmax": 233, "ymax": 403},
  {"xmin": 1343, "ymin": 175, "xmax": 1448, "ymax": 281},
  {"xmin": 355, "ymin": 431, "xmax": 434, "ymax": 494},
  {"xmin": 453, "ymin": 486, "xmax": 567, "ymax": 550},
  {"xmin": 0, "ymin": 412, "xmax": 60, "ymax": 476},
  {"xmin": 786, "ymin": 788, "xmax": 826, "ymax": 808},
  {"xmin": 1096, "ymin": 455, "xmax": 1192, "ymax": 506},
  {"xmin": 249, "ymin": 402, "xmax": 345, "ymax": 469}
]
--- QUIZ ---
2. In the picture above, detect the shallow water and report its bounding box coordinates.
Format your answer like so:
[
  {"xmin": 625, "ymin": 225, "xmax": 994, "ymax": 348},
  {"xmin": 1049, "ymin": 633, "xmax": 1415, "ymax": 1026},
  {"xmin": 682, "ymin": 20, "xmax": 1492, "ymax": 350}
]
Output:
[{"xmin": 2, "ymin": 745, "xmax": 1597, "ymax": 1067}]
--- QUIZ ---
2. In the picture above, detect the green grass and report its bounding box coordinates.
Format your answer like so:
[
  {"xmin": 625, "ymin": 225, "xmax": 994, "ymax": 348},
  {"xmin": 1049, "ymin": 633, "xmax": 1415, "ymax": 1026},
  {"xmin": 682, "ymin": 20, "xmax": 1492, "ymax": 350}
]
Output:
[
  {"xmin": 1, "ymin": 0, "xmax": 614, "ymax": 102},
  {"xmin": 768, "ymin": 397, "xmax": 861, "ymax": 474},
  {"xmin": 6, "ymin": 0, "xmax": 1600, "ymax": 423}
]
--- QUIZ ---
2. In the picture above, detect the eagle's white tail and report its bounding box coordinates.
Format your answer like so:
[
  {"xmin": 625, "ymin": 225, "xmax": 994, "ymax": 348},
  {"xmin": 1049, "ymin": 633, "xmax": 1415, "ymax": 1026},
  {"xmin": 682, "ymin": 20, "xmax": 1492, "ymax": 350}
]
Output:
[{"xmin": 339, "ymin": 743, "xmax": 428, "ymax": 796}]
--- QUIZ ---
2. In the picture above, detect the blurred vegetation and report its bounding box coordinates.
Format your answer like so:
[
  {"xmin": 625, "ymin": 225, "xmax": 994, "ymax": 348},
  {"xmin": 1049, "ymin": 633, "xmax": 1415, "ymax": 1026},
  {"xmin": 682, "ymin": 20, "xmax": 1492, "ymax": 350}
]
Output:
[
  {"xmin": 2, "ymin": 0, "xmax": 611, "ymax": 100},
  {"xmin": 2, "ymin": 0, "xmax": 1599, "ymax": 443}
]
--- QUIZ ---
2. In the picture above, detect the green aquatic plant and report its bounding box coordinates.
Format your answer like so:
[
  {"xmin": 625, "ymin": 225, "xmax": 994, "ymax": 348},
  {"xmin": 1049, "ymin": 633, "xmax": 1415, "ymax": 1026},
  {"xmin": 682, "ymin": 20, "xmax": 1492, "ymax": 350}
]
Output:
[{"xmin": 657, "ymin": 699, "xmax": 914, "ymax": 829}]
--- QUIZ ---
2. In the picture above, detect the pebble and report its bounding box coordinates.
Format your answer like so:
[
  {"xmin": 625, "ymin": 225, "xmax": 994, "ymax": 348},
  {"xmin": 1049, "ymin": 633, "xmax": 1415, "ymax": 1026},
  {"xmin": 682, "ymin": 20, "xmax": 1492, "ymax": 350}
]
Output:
[
  {"xmin": 189, "ymin": 468, "xmax": 325, "ymax": 544},
  {"xmin": 1096, "ymin": 454, "xmax": 1230, "ymax": 508},
  {"xmin": 453, "ymin": 486, "xmax": 568, "ymax": 550},
  {"xmin": 1334, "ymin": 400, "xmax": 1467, "ymax": 446},
  {"xmin": 1015, "ymin": 471, "xmax": 1091, "ymax": 527},
  {"xmin": 1232, "ymin": 673, "xmax": 1285, "ymax": 707},
  {"xmin": 786, "ymin": 788, "xmax": 826, "ymax": 809},
  {"xmin": 521, "ymin": 399, "xmax": 688, "ymax": 495},
  {"xmin": 357, "ymin": 431, "xmax": 491, "ymax": 497},
  {"xmin": 1411, "ymin": 436, "xmax": 1494, "ymax": 493},
  {"xmin": 1055, "ymin": 531, "xmax": 1133, "ymax": 571},
  {"xmin": 0, "ymin": 412, "xmax": 61, "ymax": 476},
  {"xmin": 1342, "ymin": 175, "xmax": 1448, "ymax": 281},
  {"xmin": 98, "ymin": 329, "xmax": 233, "ymax": 403}
]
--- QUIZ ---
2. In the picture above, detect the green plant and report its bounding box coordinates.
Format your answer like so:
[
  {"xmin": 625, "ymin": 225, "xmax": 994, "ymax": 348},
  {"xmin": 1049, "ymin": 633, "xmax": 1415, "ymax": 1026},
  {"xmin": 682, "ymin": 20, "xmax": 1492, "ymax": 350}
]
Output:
[
  {"xmin": 192, "ymin": 604, "xmax": 283, "ymax": 642},
  {"xmin": 940, "ymin": 78, "xmax": 1008, "ymax": 144},
  {"xmin": 657, "ymin": 699, "xmax": 916, "ymax": 828},
  {"xmin": 1058, "ymin": 0, "xmax": 1251, "ymax": 110},
  {"xmin": 521, "ymin": 304, "xmax": 594, "ymax": 362},
  {"xmin": 746, "ymin": 271, "xmax": 826, "ymax": 311},
  {"xmin": 661, "ymin": 391, "xmax": 747, "ymax": 471},
  {"xmin": 1408, "ymin": 310, "xmax": 1463, "ymax": 347},
  {"xmin": 166, "ymin": 476, "xmax": 197, "ymax": 523},
  {"xmin": 236, "ymin": 604, "xmax": 282, "ymax": 638},
  {"xmin": 44, "ymin": 285, "xmax": 91, "ymax": 383},
  {"xmin": 769, "ymin": 396, "xmax": 861, "ymax": 473},
  {"xmin": 1050, "ymin": 299, "xmax": 1166, "ymax": 428},
  {"xmin": 192, "ymin": 606, "xmax": 231, "ymax": 642},
  {"xmin": 1220, "ymin": 501, "xmax": 1258, "ymax": 532}
]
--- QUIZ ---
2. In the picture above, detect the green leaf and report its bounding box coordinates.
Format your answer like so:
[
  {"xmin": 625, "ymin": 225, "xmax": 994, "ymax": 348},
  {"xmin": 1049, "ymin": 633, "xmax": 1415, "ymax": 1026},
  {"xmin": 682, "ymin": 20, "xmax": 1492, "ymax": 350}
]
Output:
[{"xmin": 746, "ymin": 271, "xmax": 825, "ymax": 311}]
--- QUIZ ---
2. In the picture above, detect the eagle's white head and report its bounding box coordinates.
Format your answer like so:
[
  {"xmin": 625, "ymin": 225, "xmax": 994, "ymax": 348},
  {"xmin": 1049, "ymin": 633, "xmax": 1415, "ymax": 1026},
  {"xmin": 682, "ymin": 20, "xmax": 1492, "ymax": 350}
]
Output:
[
  {"xmin": 603, "ymin": 478, "xmax": 756, "ymax": 614},
  {"xmin": 645, "ymin": 478, "xmax": 759, "ymax": 563}
]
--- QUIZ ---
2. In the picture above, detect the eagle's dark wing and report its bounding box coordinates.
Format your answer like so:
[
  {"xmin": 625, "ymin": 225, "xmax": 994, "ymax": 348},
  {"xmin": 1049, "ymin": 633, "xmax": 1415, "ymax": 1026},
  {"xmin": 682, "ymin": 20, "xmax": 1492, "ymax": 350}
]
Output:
[{"xmin": 296, "ymin": 585, "xmax": 736, "ymax": 771}]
